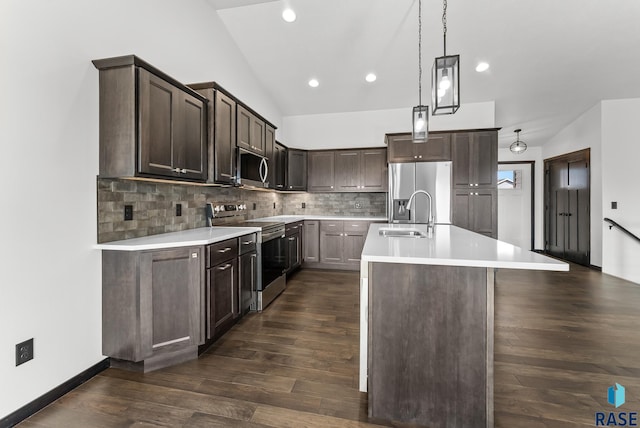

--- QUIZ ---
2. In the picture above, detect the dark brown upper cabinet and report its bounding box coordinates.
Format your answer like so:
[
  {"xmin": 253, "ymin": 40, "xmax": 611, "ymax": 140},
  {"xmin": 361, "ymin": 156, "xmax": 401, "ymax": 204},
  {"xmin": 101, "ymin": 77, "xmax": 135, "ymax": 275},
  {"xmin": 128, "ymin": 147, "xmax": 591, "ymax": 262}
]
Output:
[
  {"xmin": 386, "ymin": 132, "xmax": 451, "ymax": 163},
  {"xmin": 452, "ymin": 130, "xmax": 497, "ymax": 188},
  {"xmin": 287, "ymin": 149, "xmax": 307, "ymax": 191},
  {"xmin": 237, "ymin": 105, "xmax": 265, "ymax": 156},
  {"xmin": 274, "ymin": 142, "xmax": 287, "ymax": 190},
  {"xmin": 190, "ymin": 85, "xmax": 236, "ymax": 185},
  {"xmin": 308, "ymin": 151, "xmax": 335, "ymax": 192},
  {"xmin": 93, "ymin": 55, "xmax": 207, "ymax": 182}
]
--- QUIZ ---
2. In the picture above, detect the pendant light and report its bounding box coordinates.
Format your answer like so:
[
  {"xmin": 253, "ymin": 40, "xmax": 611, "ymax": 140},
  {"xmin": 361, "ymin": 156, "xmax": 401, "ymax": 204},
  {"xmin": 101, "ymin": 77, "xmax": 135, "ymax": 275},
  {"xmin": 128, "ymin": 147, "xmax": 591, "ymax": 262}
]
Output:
[
  {"xmin": 412, "ymin": 0, "xmax": 429, "ymax": 143},
  {"xmin": 432, "ymin": 0, "xmax": 460, "ymax": 115},
  {"xmin": 510, "ymin": 129, "xmax": 527, "ymax": 154}
]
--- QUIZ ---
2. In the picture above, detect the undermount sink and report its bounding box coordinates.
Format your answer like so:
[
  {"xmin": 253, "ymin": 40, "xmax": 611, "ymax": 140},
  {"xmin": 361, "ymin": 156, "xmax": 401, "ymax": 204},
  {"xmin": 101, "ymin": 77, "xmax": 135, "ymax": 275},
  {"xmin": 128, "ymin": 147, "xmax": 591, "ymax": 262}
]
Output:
[{"xmin": 379, "ymin": 227, "xmax": 427, "ymax": 238}]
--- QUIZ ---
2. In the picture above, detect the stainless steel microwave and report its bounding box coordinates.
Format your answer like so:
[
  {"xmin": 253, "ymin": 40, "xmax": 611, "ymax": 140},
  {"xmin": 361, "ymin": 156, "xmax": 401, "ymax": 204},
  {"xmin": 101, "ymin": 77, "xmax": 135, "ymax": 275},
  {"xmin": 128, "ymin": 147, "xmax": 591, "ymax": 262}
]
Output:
[{"xmin": 237, "ymin": 148, "xmax": 269, "ymax": 188}]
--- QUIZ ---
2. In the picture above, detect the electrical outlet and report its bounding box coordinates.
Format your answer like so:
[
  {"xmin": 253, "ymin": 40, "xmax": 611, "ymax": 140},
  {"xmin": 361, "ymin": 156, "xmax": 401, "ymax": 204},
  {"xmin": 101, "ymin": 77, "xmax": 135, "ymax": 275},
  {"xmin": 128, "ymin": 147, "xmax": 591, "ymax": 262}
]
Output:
[
  {"xmin": 273, "ymin": 202, "xmax": 276, "ymax": 209},
  {"xmin": 355, "ymin": 202, "xmax": 362, "ymax": 209},
  {"xmin": 612, "ymin": 201, "xmax": 618, "ymax": 209},
  {"xmin": 124, "ymin": 205, "xmax": 133, "ymax": 221},
  {"xmin": 176, "ymin": 203, "xmax": 182, "ymax": 216},
  {"xmin": 302, "ymin": 202, "xmax": 306, "ymax": 209},
  {"xmin": 16, "ymin": 338, "xmax": 34, "ymax": 366},
  {"xmin": 253, "ymin": 203, "xmax": 256, "ymax": 210}
]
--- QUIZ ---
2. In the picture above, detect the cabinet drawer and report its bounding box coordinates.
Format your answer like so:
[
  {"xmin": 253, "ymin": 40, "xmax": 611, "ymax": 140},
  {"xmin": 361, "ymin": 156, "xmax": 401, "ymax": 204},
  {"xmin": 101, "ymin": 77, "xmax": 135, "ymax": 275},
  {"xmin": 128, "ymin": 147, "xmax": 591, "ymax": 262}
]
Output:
[
  {"xmin": 320, "ymin": 221, "xmax": 344, "ymax": 233},
  {"xmin": 207, "ymin": 238, "xmax": 238, "ymax": 267},
  {"xmin": 286, "ymin": 221, "xmax": 303, "ymax": 236},
  {"xmin": 344, "ymin": 221, "xmax": 369, "ymax": 233},
  {"xmin": 238, "ymin": 233, "xmax": 257, "ymax": 255}
]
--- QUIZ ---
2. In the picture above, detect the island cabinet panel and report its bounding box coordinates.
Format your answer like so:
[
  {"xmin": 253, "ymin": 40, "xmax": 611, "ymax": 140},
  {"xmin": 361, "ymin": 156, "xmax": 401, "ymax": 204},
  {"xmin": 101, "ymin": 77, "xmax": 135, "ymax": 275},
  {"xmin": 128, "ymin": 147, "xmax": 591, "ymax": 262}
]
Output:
[
  {"xmin": 308, "ymin": 151, "xmax": 335, "ymax": 192},
  {"xmin": 303, "ymin": 221, "xmax": 320, "ymax": 263},
  {"xmin": 94, "ymin": 56, "xmax": 208, "ymax": 182},
  {"xmin": 368, "ymin": 262, "xmax": 493, "ymax": 428},
  {"xmin": 386, "ymin": 132, "xmax": 451, "ymax": 162},
  {"xmin": 102, "ymin": 246, "xmax": 203, "ymax": 372}
]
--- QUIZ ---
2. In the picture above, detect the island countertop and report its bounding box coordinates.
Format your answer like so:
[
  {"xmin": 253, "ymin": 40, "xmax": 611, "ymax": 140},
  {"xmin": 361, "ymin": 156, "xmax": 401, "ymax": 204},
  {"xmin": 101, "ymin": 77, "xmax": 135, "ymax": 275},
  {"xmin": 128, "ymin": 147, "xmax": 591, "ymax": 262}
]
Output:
[{"xmin": 361, "ymin": 223, "xmax": 569, "ymax": 271}]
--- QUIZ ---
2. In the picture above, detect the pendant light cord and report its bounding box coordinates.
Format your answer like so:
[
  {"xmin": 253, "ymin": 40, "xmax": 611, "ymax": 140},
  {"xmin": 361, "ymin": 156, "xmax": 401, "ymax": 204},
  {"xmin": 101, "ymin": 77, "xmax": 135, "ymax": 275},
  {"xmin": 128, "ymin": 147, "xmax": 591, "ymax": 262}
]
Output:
[
  {"xmin": 418, "ymin": 0, "xmax": 422, "ymax": 107},
  {"xmin": 442, "ymin": 0, "xmax": 447, "ymax": 55}
]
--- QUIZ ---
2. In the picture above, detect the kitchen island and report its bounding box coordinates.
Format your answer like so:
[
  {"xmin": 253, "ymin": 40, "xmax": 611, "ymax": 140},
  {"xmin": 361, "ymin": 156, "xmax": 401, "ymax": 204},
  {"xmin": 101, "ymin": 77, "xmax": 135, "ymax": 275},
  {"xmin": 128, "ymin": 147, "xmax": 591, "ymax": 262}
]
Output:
[{"xmin": 359, "ymin": 223, "xmax": 568, "ymax": 428}]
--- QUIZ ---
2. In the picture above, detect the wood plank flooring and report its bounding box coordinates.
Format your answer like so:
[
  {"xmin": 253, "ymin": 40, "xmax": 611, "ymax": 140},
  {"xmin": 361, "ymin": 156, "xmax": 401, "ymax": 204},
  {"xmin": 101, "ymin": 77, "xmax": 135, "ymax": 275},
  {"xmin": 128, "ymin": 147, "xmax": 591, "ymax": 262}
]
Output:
[{"xmin": 18, "ymin": 265, "xmax": 640, "ymax": 427}]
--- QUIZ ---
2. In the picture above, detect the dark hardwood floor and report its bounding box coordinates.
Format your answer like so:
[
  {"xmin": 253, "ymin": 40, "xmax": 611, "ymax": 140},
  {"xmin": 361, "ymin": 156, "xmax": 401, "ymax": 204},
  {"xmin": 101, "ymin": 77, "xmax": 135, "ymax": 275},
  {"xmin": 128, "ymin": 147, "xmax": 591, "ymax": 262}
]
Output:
[{"xmin": 18, "ymin": 265, "xmax": 640, "ymax": 427}]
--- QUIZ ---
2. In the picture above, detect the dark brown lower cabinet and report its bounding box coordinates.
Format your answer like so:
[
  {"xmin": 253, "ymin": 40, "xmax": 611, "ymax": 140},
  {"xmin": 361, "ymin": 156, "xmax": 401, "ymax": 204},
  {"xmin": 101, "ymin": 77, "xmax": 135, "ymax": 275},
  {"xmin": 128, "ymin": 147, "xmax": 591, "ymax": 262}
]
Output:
[
  {"xmin": 307, "ymin": 220, "xmax": 371, "ymax": 271},
  {"xmin": 102, "ymin": 246, "xmax": 203, "ymax": 372},
  {"xmin": 303, "ymin": 221, "xmax": 320, "ymax": 263},
  {"xmin": 285, "ymin": 222, "xmax": 303, "ymax": 274},
  {"xmin": 239, "ymin": 252, "xmax": 258, "ymax": 315},
  {"xmin": 453, "ymin": 189, "xmax": 497, "ymax": 238},
  {"xmin": 205, "ymin": 238, "xmax": 239, "ymax": 341}
]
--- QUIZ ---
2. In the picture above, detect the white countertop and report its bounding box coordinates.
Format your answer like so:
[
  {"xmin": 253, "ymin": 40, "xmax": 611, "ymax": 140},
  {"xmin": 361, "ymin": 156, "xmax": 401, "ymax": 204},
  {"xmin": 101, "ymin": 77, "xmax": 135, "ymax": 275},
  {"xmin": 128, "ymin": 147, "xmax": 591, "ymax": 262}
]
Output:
[
  {"xmin": 361, "ymin": 223, "xmax": 569, "ymax": 271},
  {"xmin": 95, "ymin": 227, "xmax": 259, "ymax": 251},
  {"xmin": 253, "ymin": 215, "xmax": 388, "ymax": 224}
]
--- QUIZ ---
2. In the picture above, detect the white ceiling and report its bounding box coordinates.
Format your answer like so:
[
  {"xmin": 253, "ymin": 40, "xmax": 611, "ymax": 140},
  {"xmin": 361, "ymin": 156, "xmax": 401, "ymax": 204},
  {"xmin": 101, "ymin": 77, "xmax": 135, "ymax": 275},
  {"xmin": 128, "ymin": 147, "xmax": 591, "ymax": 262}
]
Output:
[{"xmin": 211, "ymin": 0, "xmax": 640, "ymax": 148}]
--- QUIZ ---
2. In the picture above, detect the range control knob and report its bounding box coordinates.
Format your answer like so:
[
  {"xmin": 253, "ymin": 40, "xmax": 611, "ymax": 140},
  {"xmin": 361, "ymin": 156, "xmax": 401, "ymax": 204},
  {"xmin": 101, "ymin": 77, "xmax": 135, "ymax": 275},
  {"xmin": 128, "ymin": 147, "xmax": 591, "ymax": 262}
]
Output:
[{"xmin": 213, "ymin": 205, "xmax": 220, "ymax": 213}]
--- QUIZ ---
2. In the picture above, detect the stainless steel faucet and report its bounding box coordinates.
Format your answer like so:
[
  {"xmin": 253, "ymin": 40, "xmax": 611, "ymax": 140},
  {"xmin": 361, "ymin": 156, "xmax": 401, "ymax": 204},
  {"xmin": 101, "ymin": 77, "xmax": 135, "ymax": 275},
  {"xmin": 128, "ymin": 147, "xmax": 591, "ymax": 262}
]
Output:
[{"xmin": 406, "ymin": 190, "xmax": 434, "ymax": 234}]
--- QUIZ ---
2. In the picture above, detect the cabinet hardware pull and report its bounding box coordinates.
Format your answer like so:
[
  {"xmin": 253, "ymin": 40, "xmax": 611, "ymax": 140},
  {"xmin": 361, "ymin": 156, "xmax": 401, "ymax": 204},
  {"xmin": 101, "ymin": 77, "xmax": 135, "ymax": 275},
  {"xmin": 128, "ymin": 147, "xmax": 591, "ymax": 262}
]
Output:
[
  {"xmin": 288, "ymin": 237, "xmax": 295, "ymax": 241},
  {"xmin": 217, "ymin": 247, "xmax": 232, "ymax": 253},
  {"xmin": 331, "ymin": 186, "xmax": 334, "ymax": 189},
  {"xmin": 181, "ymin": 169, "xmax": 187, "ymax": 174},
  {"xmin": 277, "ymin": 185, "xmax": 284, "ymax": 188},
  {"xmin": 217, "ymin": 263, "xmax": 232, "ymax": 271},
  {"xmin": 242, "ymin": 241, "xmax": 253, "ymax": 245},
  {"xmin": 292, "ymin": 226, "xmax": 298, "ymax": 229}
]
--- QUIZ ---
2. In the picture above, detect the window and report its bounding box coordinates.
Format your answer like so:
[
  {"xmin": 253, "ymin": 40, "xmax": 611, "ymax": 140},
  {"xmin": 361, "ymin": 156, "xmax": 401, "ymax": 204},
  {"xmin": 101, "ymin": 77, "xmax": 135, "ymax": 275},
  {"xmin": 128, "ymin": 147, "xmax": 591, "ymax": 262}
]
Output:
[{"xmin": 498, "ymin": 170, "xmax": 522, "ymax": 189}]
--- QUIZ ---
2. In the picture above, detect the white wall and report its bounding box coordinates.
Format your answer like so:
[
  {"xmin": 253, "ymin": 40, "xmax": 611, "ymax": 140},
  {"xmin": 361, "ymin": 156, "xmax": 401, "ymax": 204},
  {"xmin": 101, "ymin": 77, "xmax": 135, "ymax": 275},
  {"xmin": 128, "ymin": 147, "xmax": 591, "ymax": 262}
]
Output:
[
  {"xmin": 280, "ymin": 101, "xmax": 495, "ymax": 149},
  {"xmin": 498, "ymin": 147, "xmax": 544, "ymax": 250},
  {"xmin": 601, "ymin": 98, "xmax": 640, "ymax": 284},
  {"xmin": 0, "ymin": 0, "xmax": 281, "ymax": 418},
  {"xmin": 542, "ymin": 103, "xmax": 603, "ymax": 267}
]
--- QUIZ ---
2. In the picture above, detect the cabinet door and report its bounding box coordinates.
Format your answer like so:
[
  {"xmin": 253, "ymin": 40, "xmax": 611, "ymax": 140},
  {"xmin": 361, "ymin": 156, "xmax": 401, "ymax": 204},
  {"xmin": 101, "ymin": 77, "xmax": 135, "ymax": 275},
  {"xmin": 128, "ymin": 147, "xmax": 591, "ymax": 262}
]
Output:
[
  {"xmin": 138, "ymin": 68, "xmax": 175, "ymax": 177},
  {"xmin": 386, "ymin": 134, "xmax": 415, "ymax": 162},
  {"xmin": 208, "ymin": 258, "xmax": 238, "ymax": 339},
  {"xmin": 237, "ymin": 105, "xmax": 252, "ymax": 152},
  {"xmin": 213, "ymin": 91, "xmax": 236, "ymax": 184},
  {"xmin": 175, "ymin": 91, "xmax": 207, "ymax": 181},
  {"xmin": 361, "ymin": 149, "xmax": 388, "ymax": 191},
  {"xmin": 286, "ymin": 233, "xmax": 300, "ymax": 272},
  {"xmin": 452, "ymin": 133, "xmax": 472, "ymax": 187},
  {"xmin": 304, "ymin": 221, "xmax": 320, "ymax": 263},
  {"xmin": 308, "ymin": 151, "xmax": 335, "ymax": 192},
  {"xmin": 344, "ymin": 232, "xmax": 366, "ymax": 265},
  {"xmin": 471, "ymin": 189, "xmax": 497, "ymax": 238},
  {"xmin": 452, "ymin": 190, "xmax": 471, "ymax": 230},
  {"xmin": 320, "ymin": 232, "xmax": 344, "ymax": 264},
  {"xmin": 239, "ymin": 252, "xmax": 257, "ymax": 314},
  {"xmin": 140, "ymin": 247, "xmax": 201, "ymax": 357},
  {"xmin": 287, "ymin": 149, "xmax": 308, "ymax": 190},
  {"xmin": 470, "ymin": 131, "xmax": 497, "ymax": 187},
  {"xmin": 274, "ymin": 143, "xmax": 287, "ymax": 190},
  {"xmin": 335, "ymin": 151, "xmax": 361, "ymax": 191},
  {"xmin": 415, "ymin": 133, "xmax": 451, "ymax": 161},
  {"xmin": 251, "ymin": 116, "xmax": 265, "ymax": 155},
  {"xmin": 265, "ymin": 125, "xmax": 276, "ymax": 188}
]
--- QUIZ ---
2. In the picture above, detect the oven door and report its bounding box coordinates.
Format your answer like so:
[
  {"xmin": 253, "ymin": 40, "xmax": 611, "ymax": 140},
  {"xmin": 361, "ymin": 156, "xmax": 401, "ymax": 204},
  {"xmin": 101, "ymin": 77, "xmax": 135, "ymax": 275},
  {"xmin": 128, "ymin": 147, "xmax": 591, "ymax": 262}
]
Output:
[{"xmin": 260, "ymin": 235, "xmax": 286, "ymax": 291}]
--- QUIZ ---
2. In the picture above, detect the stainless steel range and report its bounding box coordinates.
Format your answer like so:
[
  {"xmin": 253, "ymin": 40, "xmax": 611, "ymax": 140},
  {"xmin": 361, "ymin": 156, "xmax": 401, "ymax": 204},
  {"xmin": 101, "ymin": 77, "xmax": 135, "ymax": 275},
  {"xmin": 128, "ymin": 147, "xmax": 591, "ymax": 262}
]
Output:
[{"xmin": 205, "ymin": 203, "xmax": 287, "ymax": 311}]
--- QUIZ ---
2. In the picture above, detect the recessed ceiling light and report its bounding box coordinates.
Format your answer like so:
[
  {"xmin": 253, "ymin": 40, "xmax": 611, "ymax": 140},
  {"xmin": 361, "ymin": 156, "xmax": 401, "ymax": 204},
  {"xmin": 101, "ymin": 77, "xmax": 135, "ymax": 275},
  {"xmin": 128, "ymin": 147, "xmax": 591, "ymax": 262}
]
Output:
[
  {"xmin": 282, "ymin": 9, "xmax": 296, "ymax": 23},
  {"xmin": 308, "ymin": 78, "xmax": 319, "ymax": 88},
  {"xmin": 475, "ymin": 62, "xmax": 490, "ymax": 72},
  {"xmin": 365, "ymin": 73, "xmax": 377, "ymax": 83}
]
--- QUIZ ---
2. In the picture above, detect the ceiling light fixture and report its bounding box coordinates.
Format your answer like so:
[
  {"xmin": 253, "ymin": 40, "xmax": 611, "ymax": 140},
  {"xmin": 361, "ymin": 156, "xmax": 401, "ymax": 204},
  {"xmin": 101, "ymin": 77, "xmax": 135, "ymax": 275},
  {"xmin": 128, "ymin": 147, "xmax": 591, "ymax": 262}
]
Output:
[
  {"xmin": 412, "ymin": 0, "xmax": 429, "ymax": 143},
  {"xmin": 282, "ymin": 8, "xmax": 296, "ymax": 23},
  {"xmin": 432, "ymin": 0, "xmax": 460, "ymax": 115},
  {"xmin": 365, "ymin": 73, "xmax": 377, "ymax": 83},
  {"xmin": 476, "ymin": 62, "xmax": 490, "ymax": 72},
  {"xmin": 510, "ymin": 129, "xmax": 527, "ymax": 154},
  {"xmin": 308, "ymin": 78, "xmax": 319, "ymax": 88}
]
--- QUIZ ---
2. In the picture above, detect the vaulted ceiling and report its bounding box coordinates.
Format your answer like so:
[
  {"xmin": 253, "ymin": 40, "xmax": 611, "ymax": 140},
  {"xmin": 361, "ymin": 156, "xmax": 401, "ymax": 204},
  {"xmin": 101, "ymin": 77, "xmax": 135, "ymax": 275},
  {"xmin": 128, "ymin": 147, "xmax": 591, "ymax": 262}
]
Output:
[{"xmin": 210, "ymin": 0, "xmax": 640, "ymax": 148}]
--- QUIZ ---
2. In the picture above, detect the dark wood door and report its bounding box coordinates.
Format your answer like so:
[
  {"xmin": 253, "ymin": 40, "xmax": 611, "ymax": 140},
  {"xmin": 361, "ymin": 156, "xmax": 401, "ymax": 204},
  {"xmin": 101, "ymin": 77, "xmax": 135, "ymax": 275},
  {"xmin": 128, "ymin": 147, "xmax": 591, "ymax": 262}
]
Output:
[
  {"xmin": 471, "ymin": 131, "xmax": 498, "ymax": 187},
  {"xmin": 274, "ymin": 143, "xmax": 287, "ymax": 190},
  {"xmin": 213, "ymin": 91, "xmax": 236, "ymax": 184},
  {"xmin": 335, "ymin": 151, "xmax": 361, "ymax": 191},
  {"xmin": 361, "ymin": 149, "xmax": 387, "ymax": 191},
  {"xmin": 452, "ymin": 133, "xmax": 472, "ymax": 187},
  {"xmin": 343, "ymin": 232, "xmax": 365, "ymax": 265},
  {"xmin": 414, "ymin": 133, "xmax": 451, "ymax": 161},
  {"xmin": 452, "ymin": 190, "xmax": 471, "ymax": 231},
  {"xmin": 286, "ymin": 233, "xmax": 301, "ymax": 273},
  {"xmin": 208, "ymin": 258, "xmax": 238, "ymax": 339},
  {"xmin": 236, "ymin": 105, "xmax": 252, "ymax": 152},
  {"xmin": 287, "ymin": 149, "xmax": 307, "ymax": 190},
  {"xmin": 471, "ymin": 189, "xmax": 497, "ymax": 237},
  {"xmin": 138, "ymin": 68, "xmax": 175, "ymax": 177},
  {"xmin": 140, "ymin": 247, "xmax": 201, "ymax": 357},
  {"xmin": 308, "ymin": 151, "xmax": 335, "ymax": 192},
  {"xmin": 320, "ymin": 231, "xmax": 343, "ymax": 264},
  {"xmin": 239, "ymin": 252, "xmax": 257, "ymax": 315},
  {"xmin": 304, "ymin": 221, "xmax": 319, "ymax": 263},
  {"xmin": 251, "ymin": 116, "xmax": 265, "ymax": 155},
  {"xmin": 545, "ymin": 150, "xmax": 590, "ymax": 265},
  {"xmin": 175, "ymin": 91, "xmax": 206, "ymax": 181},
  {"xmin": 265, "ymin": 125, "xmax": 275, "ymax": 188},
  {"xmin": 386, "ymin": 134, "xmax": 415, "ymax": 162}
]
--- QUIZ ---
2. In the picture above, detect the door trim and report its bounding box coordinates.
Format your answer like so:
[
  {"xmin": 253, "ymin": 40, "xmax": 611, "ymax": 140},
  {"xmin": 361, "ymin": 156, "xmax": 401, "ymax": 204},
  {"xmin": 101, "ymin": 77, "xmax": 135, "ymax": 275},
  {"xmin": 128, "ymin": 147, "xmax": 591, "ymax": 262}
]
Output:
[{"xmin": 498, "ymin": 161, "xmax": 535, "ymax": 251}]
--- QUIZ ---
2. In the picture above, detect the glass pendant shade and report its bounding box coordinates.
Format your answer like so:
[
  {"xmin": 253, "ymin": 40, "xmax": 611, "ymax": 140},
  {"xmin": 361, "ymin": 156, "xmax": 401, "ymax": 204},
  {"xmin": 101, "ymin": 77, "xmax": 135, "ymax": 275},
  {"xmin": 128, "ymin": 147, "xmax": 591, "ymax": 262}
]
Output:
[
  {"xmin": 412, "ymin": 105, "xmax": 429, "ymax": 143},
  {"xmin": 432, "ymin": 54, "xmax": 460, "ymax": 115}
]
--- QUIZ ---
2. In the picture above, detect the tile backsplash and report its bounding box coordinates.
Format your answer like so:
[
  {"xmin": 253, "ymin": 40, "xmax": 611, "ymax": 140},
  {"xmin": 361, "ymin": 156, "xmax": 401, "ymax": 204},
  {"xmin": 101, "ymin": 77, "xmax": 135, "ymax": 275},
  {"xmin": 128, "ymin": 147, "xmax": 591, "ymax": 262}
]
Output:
[{"xmin": 97, "ymin": 178, "xmax": 387, "ymax": 243}]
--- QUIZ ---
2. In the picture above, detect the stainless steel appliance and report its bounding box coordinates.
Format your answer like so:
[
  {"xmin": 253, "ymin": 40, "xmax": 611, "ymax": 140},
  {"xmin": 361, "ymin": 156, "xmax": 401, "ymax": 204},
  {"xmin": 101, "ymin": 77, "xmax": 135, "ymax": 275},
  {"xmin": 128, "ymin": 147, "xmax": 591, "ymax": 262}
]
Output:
[
  {"xmin": 237, "ymin": 148, "xmax": 269, "ymax": 188},
  {"xmin": 388, "ymin": 162, "xmax": 452, "ymax": 224},
  {"xmin": 229, "ymin": 221, "xmax": 286, "ymax": 311}
]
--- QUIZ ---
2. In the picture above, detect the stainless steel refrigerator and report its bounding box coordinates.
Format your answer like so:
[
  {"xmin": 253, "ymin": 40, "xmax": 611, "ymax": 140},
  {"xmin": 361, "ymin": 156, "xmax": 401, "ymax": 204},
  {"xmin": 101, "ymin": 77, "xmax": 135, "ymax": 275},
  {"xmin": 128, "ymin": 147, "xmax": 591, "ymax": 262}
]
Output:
[{"xmin": 388, "ymin": 162, "xmax": 452, "ymax": 224}]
